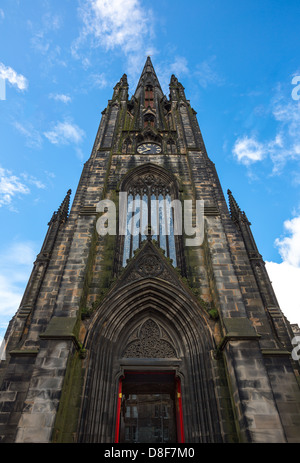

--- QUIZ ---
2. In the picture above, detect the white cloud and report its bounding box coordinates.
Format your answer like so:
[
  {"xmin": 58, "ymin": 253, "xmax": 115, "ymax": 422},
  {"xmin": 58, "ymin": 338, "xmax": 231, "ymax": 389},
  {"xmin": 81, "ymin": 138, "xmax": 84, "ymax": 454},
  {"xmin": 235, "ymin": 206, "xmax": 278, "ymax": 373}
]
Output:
[
  {"xmin": 195, "ymin": 56, "xmax": 224, "ymax": 88},
  {"xmin": 272, "ymin": 99, "xmax": 300, "ymax": 138},
  {"xmin": 275, "ymin": 216, "xmax": 300, "ymax": 267},
  {"xmin": 14, "ymin": 121, "xmax": 43, "ymax": 149},
  {"xmin": 167, "ymin": 56, "xmax": 189, "ymax": 77},
  {"xmin": 44, "ymin": 170, "xmax": 56, "ymax": 179},
  {"xmin": 156, "ymin": 56, "xmax": 189, "ymax": 94},
  {"xmin": 44, "ymin": 120, "xmax": 85, "ymax": 145},
  {"xmin": 29, "ymin": 12, "xmax": 62, "ymax": 54},
  {"xmin": 266, "ymin": 261, "xmax": 300, "ymax": 326},
  {"xmin": 3, "ymin": 242, "xmax": 36, "ymax": 268},
  {"xmin": 270, "ymin": 99, "xmax": 300, "ymax": 172},
  {"xmin": 79, "ymin": 0, "xmax": 152, "ymax": 53},
  {"xmin": 43, "ymin": 12, "xmax": 62, "ymax": 31},
  {"xmin": 0, "ymin": 242, "xmax": 36, "ymax": 307},
  {"xmin": 232, "ymin": 76, "xmax": 300, "ymax": 174},
  {"xmin": 31, "ymin": 31, "xmax": 50, "ymax": 54},
  {"xmin": 0, "ymin": 166, "xmax": 46, "ymax": 210},
  {"xmin": 0, "ymin": 9, "xmax": 4, "ymax": 20},
  {"xmin": 232, "ymin": 135, "xmax": 265, "ymax": 165},
  {"xmin": 20, "ymin": 173, "xmax": 46, "ymax": 190},
  {"xmin": 0, "ymin": 242, "xmax": 37, "ymax": 351},
  {"xmin": 28, "ymin": 14, "xmax": 67, "ymax": 70},
  {"xmin": 233, "ymin": 130, "xmax": 300, "ymax": 172},
  {"xmin": 0, "ymin": 274, "xmax": 24, "ymax": 315},
  {"xmin": 236, "ymin": 86, "xmax": 300, "ymax": 323},
  {"xmin": 75, "ymin": 147, "xmax": 85, "ymax": 161},
  {"xmin": 0, "ymin": 62, "xmax": 28, "ymax": 91},
  {"xmin": 49, "ymin": 93, "xmax": 72, "ymax": 104},
  {"xmin": 0, "ymin": 166, "xmax": 30, "ymax": 209},
  {"xmin": 266, "ymin": 213, "xmax": 300, "ymax": 326},
  {"xmin": 89, "ymin": 72, "xmax": 108, "ymax": 89},
  {"xmin": 73, "ymin": 0, "xmax": 154, "ymax": 79}
]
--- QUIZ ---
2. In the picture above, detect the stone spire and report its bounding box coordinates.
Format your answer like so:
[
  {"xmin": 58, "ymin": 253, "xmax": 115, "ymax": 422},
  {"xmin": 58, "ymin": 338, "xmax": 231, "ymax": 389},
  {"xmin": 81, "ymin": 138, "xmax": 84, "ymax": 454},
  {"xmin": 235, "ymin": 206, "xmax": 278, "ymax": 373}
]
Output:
[
  {"xmin": 228, "ymin": 189, "xmax": 243, "ymax": 224},
  {"xmin": 49, "ymin": 189, "xmax": 72, "ymax": 225},
  {"xmin": 57, "ymin": 188, "xmax": 72, "ymax": 223},
  {"xmin": 134, "ymin": 56, "xmax": 163, "ymax": 98},
  {"xmin": 16, "ymin": 189, "xmax": 72, "ymax": 322}
]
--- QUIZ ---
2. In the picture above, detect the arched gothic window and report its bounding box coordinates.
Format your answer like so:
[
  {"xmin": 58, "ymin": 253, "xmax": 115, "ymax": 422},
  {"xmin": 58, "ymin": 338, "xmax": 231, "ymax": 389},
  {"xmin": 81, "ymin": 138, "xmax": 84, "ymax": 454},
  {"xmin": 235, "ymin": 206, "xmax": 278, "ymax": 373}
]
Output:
[
  {"xmin": 144, "ymin": 113, "xmax": 155, "ymax": 128},
  {"xmin": 118, "ymin": 166, "xmax": 183, "ymax": 271},
  {"xmin": 166, "ymin": 139, "xmax": 176, "ymax": 154},
  {"xmin": 122, "ymin": 137, "xmax": 132, "ymax": 154}
]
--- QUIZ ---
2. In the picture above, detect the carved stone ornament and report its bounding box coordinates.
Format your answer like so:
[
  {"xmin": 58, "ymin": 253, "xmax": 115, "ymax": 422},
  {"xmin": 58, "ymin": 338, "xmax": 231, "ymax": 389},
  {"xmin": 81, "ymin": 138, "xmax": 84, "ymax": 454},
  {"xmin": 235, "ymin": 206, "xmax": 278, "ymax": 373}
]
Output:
[
  {"xmin": 128, "ymin": 173, "xmax": 171, "ymax": 197},
  {"xmin": 135, "ymin": 254, "xmax": 163, "ymax": 277},
  {"xmin": 123, "ymin": 319, "xmax": 177, "ymax": 358},
  {"xmin": 120, "ymin": 241, "xmax": 178, "ymax": 287}
]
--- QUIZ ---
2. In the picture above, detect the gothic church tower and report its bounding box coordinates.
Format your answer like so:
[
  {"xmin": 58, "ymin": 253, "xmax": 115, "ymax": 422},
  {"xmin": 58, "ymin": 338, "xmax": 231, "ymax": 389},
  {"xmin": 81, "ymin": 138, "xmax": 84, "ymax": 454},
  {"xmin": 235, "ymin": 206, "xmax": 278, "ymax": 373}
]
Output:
[{"xmin": 0, "ymin": 57, "xmax": 300, "ymax": 443}]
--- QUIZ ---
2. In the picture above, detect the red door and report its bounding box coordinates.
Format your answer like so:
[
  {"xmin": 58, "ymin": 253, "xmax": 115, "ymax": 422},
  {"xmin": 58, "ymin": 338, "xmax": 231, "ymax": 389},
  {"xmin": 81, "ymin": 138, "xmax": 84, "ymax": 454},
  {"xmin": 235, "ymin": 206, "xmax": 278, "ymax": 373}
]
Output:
[{"xmin": 115, "ymin": 371, "xmax": 184, "ymax": 443}]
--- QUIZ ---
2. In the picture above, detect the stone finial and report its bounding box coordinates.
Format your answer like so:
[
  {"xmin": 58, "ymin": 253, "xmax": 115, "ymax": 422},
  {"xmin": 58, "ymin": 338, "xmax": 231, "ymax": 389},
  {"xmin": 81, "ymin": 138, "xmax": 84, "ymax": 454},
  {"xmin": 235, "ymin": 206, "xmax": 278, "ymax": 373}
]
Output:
[
  {"xmin": 227, "ymin": 189, "xmax": 242, "ymax": 223},
  {"xmin": 49, "ymin": 189, "xmax": 72, "ymax": 225}
]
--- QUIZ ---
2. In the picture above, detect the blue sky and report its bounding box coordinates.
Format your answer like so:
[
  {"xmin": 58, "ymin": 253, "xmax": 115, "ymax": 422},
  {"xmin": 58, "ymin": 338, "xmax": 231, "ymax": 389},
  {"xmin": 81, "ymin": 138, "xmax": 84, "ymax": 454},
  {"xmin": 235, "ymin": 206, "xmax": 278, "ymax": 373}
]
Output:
[{"xmin": 1, "ymin": 0, "xmax": 300, "ymax": 346}]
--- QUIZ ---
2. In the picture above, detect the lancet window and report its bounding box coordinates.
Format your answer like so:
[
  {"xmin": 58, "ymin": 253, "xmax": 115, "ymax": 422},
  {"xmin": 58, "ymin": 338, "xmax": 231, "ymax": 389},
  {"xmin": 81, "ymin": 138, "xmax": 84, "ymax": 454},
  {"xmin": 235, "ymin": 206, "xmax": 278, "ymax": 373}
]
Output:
[
  {"xmin": 122, "ymin": 137, "xmax": 132, "ymax": 154},
  {"xmin": 145, "ymin": 85, "xmax": 154, "ymax": 108},
  {"xmin": 166, "ymin": 139, "xmax": 176, "ymax": 154},
  {"xmin": 121, "ymin": 170, "xmax": 178, "ymax": 268}
]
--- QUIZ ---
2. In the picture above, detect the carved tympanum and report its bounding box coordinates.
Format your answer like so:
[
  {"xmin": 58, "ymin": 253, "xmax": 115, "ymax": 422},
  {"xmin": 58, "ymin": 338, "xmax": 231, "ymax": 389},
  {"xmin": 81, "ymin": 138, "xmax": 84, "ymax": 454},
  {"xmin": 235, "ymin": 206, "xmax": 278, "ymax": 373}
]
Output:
[{"xmin": 123, "ymin": 319, "xmax": 177, "ymax": 358}]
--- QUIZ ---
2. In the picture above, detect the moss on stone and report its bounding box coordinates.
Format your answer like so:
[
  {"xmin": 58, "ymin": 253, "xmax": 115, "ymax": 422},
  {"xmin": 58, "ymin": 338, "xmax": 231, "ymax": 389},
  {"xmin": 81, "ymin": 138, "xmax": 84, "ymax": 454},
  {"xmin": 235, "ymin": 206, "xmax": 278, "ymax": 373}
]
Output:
[{"xmin": 52, "ymin": 349, "xmax": 84, "ymax": 443}]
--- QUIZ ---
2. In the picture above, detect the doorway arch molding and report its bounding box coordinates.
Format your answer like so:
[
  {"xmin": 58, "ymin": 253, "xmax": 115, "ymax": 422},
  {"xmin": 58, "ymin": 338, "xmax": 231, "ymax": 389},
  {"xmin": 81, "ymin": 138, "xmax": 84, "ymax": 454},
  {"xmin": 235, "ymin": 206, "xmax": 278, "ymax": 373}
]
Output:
[{"xmin": 77, "ymin": 277, "xmax": 222, "ymax": 443}]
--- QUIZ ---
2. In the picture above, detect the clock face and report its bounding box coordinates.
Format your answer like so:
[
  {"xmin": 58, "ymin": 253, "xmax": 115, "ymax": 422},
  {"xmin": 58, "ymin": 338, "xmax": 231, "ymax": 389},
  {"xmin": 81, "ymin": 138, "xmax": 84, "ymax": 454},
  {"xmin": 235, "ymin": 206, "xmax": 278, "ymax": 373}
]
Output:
[{"xmin": 137, "ymin": 143, "xmax": 162, "ymax": 154}]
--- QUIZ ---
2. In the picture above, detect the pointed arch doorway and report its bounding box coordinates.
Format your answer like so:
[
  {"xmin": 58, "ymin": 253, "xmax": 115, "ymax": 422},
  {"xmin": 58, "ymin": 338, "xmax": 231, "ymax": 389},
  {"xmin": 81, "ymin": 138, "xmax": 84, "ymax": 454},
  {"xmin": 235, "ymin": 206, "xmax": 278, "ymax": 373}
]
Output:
[
  {"xmin": 115, "ymin": 319, "xmax": 185, "ymax": 444},
  {"xmin": 77, "ymin": 256, "xmax": 222, "ymax": 443}
]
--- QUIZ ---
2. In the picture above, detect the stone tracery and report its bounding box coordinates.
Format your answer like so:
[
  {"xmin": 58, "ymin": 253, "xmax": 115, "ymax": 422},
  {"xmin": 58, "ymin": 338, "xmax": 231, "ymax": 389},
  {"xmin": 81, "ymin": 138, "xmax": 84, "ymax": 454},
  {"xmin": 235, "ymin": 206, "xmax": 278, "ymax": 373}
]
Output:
[{"xmin": 123, "ymin": 319, "xmax": 177, "ymax": 358}]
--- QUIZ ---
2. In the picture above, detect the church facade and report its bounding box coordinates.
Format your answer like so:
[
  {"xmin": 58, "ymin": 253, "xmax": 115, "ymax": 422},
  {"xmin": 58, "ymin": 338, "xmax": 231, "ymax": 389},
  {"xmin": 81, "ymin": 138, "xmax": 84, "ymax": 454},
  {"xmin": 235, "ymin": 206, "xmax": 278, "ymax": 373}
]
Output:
[{"xmin": 0, "ymin": 57, "xmax": 300, "ymax": 443}]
